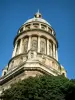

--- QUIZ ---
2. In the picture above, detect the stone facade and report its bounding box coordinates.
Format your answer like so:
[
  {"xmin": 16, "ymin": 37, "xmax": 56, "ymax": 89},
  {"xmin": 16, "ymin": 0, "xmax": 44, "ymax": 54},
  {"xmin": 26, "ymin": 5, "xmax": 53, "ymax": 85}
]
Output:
[{"xmin": 0, "ymin": 11, "xmax": 66, "ymax": 95}]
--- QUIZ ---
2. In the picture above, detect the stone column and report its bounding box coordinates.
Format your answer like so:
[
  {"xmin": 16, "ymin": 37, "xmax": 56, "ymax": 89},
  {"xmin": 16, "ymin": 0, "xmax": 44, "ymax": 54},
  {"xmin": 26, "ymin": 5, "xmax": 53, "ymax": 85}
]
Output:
[
  {"xmin": 28, "ymin": 36, "xmax": 31, "ymax": 51},
  {"xmin": 50, "ymin": 45, "xmax": 52, "ymax": 57},
  {"xmin": 38, "ymin": 36, "xmax": 40, "ymax": 52},
  {"xmin": 52, "ymin": 30, "xmax": 54, "ymax": 35},
  {"xmin": 56, "ymin": 48, "xmax": 58, "ymax": 61},
  {"xmin": 47, "ymin": 39, "xmax": 49, "ymax": 55},
  {"xmin": 53, "ymin": 43, "xmax": 55, "ymax": 58},
  {"xmin": 23, "ymin": 26, "xmax": 25, "ymax": 31},
  {"xmin": 18, "ymin": 30, "xmax": 20, "ymax": 34},
  {"xmin": 46, "ymin": 26, "xmax": 48, "ymax": 31},
  {"xmin": 19, "ymin": 39, "xmax": 23, "ymax": 54},
  {"xmin": 12, "ymin": 43, "xmax": 17, "ymax": 57},
  {"xmin": 39, "ymin": 23, "xmax": 41, "ymax": 29}
]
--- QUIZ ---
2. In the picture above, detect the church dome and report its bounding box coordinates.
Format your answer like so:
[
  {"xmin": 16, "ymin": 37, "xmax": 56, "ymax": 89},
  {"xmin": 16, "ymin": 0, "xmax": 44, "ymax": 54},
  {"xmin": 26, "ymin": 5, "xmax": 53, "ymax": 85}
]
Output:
[
  {"xmin": 24, "ymin": 18, "xmax": 51, "ymax": 26},
  {"xmin": 24, "ymin": 10, "xmax": 51, "ymax": 26}
]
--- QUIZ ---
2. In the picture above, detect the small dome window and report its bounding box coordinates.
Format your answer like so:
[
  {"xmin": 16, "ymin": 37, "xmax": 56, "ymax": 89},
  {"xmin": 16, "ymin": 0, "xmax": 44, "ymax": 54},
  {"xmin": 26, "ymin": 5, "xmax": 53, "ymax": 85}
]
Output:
[
  {"xmin": 25, "ymin": 24, "xmax": 31, "ymax": 30},
  {"xmin": 20, "ymin": 27, "xmax": 23, "ymax": 32},
  {"xmin": 52, "ymin": 31, "xmax": 56, "ymax": 36},
  {"xmin": 41, "ymin": 24, "xmax": 46, "ymax": 30},
  {"xmin": 33, "ymin": 23, "xmax": 39, "ymax": 28},
  {"xmin": 48, "ymin": 27, "xmax": 52, "ymax": 34}
]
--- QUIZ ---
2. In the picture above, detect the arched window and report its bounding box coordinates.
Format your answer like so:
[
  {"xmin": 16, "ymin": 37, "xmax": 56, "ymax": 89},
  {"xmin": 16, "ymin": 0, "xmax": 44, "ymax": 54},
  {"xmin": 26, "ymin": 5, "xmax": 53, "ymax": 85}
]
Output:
[
  {"xmin": 24, "ymin": 38, "xmax": 28, "ymax": 53},
  {"xmin": 40, "ymin": 38, "xmax": 46, "ymax": 54},
  {"xmin": 31, "ymin": 37, "xmax": 37, "ymax": 51}
]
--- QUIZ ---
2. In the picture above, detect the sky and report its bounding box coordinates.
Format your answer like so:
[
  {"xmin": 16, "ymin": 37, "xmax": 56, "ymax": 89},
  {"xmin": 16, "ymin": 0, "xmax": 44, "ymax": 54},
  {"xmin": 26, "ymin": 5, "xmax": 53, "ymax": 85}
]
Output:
[{"xmin": 0, "ymin": 0, "xmax": 75, "ymax": 79}]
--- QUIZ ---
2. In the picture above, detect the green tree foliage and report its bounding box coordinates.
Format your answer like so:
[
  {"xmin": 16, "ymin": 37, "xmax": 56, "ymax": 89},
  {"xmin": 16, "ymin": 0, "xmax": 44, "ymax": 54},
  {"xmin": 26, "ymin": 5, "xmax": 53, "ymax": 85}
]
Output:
[{"xmin": 1, "ymin": 75, "xmax": 75, "ymax": 100}]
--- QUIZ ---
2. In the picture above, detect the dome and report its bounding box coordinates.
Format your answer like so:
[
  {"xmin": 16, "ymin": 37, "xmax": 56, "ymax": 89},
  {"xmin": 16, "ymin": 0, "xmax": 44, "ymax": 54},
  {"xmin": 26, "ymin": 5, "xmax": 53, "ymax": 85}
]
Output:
[
  {"xmin": 24, "ymin": 10, "xmax": 51, "ymax": 26},
  {"xmin": 24, "ymin": 18, "xmax": 51, "ymax": 26}
]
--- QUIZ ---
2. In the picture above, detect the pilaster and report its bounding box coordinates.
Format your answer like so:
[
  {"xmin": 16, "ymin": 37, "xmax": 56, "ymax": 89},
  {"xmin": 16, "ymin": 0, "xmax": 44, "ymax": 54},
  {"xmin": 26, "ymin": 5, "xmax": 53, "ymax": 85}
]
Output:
[
  {"xmin": 12, "ymin": 43, "xmax": 17, "ymax": 57},
  {"xmin": 19, "ymin": 39, "xmax": 23, "ymax": 54},
  {"xmin": 53, "ymin": 43, "xmax": 55, "ymax": 58},
  {"xmin": 38, "ymin": 36, "xmax": 40, "ymax": 52},
  {"xmin": 28, "ymin": 36, "xmax": 31, "ymax": 51},
  {"xmin": 56, "ymin": 48, "xmax": 58, "ymax": 61},
  {"xmin": 47, "ymin": 39, "xmax": 49, "ymax": 55}
]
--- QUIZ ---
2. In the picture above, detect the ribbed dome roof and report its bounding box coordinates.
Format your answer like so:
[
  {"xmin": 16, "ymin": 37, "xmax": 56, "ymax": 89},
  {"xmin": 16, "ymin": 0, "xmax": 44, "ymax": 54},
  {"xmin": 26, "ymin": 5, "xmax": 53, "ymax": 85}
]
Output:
[{"xmin": 24, "ymin": 11, "xmax": 51, "ymax": 26}]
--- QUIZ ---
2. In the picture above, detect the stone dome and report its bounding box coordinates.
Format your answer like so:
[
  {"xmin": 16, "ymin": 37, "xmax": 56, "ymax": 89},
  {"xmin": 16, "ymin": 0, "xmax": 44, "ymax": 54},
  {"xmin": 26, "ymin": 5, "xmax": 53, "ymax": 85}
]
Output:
[
  {"xmin": 24, "ymin": 10, "xmax": 51, "ymax": 26},
  {"xmin": 24, "ymin": 17, "xmax": 51, "ymax": 26}
]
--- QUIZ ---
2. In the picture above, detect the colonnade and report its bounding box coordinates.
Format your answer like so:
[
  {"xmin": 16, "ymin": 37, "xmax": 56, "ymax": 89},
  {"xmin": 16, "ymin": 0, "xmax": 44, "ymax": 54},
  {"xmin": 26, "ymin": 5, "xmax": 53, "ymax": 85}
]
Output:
[{"xmin": 12, "ymin": 36, "xmax": 58, "ymax": 61}]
